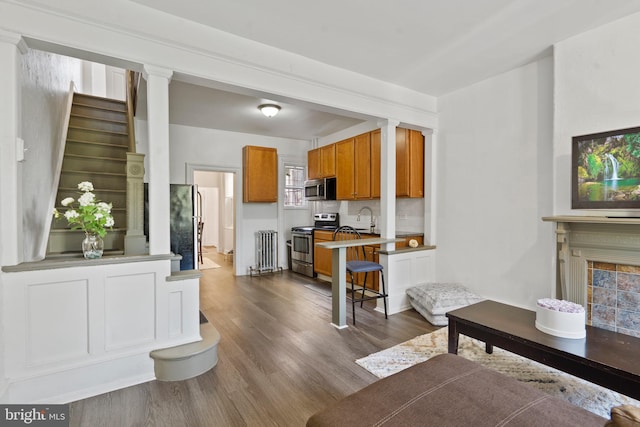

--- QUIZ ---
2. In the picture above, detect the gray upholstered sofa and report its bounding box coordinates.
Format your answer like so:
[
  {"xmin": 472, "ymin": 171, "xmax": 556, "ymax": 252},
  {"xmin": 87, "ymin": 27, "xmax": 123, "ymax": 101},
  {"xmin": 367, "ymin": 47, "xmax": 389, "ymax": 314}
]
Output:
[{"xmin": 307, "ymin": 353, "xmax": 611, "ymax": 426}]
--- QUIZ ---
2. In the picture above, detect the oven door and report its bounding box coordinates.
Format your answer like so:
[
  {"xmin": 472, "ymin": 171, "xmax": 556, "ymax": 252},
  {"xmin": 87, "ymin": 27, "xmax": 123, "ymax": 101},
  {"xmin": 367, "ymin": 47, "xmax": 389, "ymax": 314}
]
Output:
[{"xmin": 291, "ymin": 232, "xmax": 313, "ymax": 263}]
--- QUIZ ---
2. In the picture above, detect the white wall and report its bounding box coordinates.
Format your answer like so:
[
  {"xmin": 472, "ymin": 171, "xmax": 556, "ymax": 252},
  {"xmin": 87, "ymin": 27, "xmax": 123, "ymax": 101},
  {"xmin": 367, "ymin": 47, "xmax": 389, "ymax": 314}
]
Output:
[
  {"xmin": 137, "ymin": 122, "xmax": 311, "ymax": 275},
  {"xmin": 21, "ymin": 49, "xmax": 83, "ymax": 261},
  {"xmin": 554, "ymin": 12, "xmax": 640, "ymax": 216},
  {"xmin": 436, "ymin": 57, "xmax": 555, "ymax": 309}
]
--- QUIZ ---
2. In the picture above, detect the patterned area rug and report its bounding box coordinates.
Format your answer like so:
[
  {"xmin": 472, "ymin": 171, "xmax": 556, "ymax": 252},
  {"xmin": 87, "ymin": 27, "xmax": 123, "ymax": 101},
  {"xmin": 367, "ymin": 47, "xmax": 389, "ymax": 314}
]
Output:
[{"xmin": 356, "ymin": 327, "xmax": 640, "ymax": 419}]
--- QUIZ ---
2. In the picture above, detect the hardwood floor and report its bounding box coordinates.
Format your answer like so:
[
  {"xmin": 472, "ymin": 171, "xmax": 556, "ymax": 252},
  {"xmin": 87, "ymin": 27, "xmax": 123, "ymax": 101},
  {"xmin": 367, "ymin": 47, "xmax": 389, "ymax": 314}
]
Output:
[{"xmin": 70, "ymin": 250, "xmax": 436, "ymax": 426}]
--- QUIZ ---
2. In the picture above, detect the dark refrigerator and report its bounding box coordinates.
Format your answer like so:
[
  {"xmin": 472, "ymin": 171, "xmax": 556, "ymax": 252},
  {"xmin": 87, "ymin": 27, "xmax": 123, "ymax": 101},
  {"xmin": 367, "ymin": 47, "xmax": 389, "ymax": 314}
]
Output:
[{"xmin": 145, "ymin": 183, "xmax": 198, "ymax": 271}]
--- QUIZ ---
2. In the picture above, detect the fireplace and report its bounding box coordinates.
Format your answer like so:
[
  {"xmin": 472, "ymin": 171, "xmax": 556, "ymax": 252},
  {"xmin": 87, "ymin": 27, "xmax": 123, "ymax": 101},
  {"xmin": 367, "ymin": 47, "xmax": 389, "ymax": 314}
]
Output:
[
  {"xmin": 544, "ymin": 216, "xmax": 640, "ymax": 338},
  {"xmin": 587, "ymin": 261, "xmax": 640, "ymax": 337}
]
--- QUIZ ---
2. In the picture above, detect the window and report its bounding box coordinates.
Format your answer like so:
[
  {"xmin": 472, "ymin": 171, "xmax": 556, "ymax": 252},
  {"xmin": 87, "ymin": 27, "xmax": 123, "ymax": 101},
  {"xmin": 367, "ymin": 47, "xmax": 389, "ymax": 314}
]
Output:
[{"xmin": 284, "ymin": 165, "xmax": 306, "ymax": 208}]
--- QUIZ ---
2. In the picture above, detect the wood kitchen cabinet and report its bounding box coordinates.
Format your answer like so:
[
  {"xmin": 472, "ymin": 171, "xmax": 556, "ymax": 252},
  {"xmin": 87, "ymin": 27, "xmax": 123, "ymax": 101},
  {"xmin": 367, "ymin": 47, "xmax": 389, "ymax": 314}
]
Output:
[
  {"xmin": 396, "ymin": 128, "xmax": 424, "ymax": 198},
  {"xmin": 243, "ymin": 145, "xmax": 277, "ymax": 203},
  {"xmin": 313, "ymin": 230, "xmax": 333, "ymax": 277},
  {"xmin": 370, "ymin": 129, "xmax": 381, "ymax": 198},
  {"xmin": 308, "ymin": 148, "xmax": 321, "ymax": 179},
  {"xmin": 336, "ymin": 132, "xmax": 371, "ymax": 200},
  {"xmin": 308, "ymin": 144, "xmax": 336, "ymax": 179}
]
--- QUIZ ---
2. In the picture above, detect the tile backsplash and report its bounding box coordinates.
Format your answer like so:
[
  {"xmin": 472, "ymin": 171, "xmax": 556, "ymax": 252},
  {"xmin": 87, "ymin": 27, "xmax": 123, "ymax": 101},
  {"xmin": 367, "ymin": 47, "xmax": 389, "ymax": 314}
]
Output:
[{"xmin": 587, "ymin": 261, "xmax": 640, "ymax": 338}]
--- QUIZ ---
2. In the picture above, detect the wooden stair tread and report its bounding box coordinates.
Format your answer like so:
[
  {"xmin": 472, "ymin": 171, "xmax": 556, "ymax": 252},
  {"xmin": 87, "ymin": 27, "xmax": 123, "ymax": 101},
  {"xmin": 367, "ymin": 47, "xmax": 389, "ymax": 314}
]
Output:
[
  {"xmin": 64, "ymin": 153, "xmax": 127, "ymax": 162},
  {"xmin": 58, "ymin": 187, "xmax": 126, "ymax": 193},
  {"xmin": 61, "ymin": 169, "xmax": 127, "ymax": 176},
  {"xmin": 67, "ymin": 125, "xmax": 128, "ymax": 136},
  {"xmin": 70, "ymin": 113, "xmax": 127, "ymax": 125}
]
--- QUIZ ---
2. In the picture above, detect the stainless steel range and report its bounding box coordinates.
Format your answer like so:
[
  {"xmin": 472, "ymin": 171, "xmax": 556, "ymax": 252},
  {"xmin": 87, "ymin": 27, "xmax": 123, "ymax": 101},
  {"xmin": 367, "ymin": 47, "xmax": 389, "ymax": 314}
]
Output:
[{"xmin": 291, "ymin": 213, "xmax": 339, "ymax": 277}]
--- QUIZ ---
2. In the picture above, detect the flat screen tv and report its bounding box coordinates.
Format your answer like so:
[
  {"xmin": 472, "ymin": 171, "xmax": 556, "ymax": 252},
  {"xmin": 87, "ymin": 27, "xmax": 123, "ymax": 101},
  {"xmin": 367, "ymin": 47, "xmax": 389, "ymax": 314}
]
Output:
[{"xmin": 572, "ymin": 126, "xmax": 640, "ymax": 210}]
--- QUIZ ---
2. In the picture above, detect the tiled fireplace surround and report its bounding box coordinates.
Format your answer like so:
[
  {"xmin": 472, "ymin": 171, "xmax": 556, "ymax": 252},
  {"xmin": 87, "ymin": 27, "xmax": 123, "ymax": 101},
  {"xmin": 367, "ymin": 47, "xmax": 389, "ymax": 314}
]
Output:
[{"xmin": 545, "ymin": 216, "xmax": 640, "ymax": 338}]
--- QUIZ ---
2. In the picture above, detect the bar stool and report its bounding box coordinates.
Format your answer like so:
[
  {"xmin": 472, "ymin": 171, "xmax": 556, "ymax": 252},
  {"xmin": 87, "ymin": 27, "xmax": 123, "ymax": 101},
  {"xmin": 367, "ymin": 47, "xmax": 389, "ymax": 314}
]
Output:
[{"xmin": 332, "ymin": 226, "xmax": 388, "ymax": 325}]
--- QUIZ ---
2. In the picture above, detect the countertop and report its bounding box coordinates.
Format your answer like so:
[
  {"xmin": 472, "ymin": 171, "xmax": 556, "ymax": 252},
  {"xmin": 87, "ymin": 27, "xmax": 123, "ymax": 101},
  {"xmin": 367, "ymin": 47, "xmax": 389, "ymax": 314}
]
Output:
[{"xmin": 314, "ymin": 228, "xmax": 423, "ymax": 238}]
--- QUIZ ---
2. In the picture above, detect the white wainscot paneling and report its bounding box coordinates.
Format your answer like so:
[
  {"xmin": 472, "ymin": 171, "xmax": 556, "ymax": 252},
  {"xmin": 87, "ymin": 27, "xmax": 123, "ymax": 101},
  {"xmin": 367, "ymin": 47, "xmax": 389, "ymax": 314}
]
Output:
[
  {"xmin": 27, "ymin": 280, "xmax": 89, "ymax": 366},
  {"xmin": 168, "ymin": 291, "xmax": 184, "ymax": 338},
  {"xmin": 380, "ymin": 249, "xmax": 435, "ymax": 315},
  {"xmin": 1, "ymin": 258, "xmax": 201, "ymax": 403},
  {"xmin": 105, "ymin": 272, "xmax": 156, "ymax": 351}
]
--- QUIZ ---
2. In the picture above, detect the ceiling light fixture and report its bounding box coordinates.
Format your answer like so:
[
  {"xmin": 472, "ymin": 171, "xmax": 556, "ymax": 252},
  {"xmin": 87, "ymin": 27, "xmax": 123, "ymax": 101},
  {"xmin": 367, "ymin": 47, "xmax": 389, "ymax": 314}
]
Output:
[{"xmin": 258, "ymin": 104, "xmax": 281, "ymax": 118}]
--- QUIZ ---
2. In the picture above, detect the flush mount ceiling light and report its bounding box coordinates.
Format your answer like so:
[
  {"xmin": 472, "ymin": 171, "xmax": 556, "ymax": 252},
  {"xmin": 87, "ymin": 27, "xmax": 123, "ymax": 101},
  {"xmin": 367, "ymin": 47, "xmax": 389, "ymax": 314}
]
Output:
[{"xmin": 258, "ymin": 104, "xmax": 281, "ymax": 118}]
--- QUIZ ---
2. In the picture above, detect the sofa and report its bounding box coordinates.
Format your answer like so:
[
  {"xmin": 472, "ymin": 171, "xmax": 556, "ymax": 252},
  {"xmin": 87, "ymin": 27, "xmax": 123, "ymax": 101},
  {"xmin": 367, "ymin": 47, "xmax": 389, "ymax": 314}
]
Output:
[{"xmin": 307, "ymin": 353, "xmax": 637, "ymax": 426}]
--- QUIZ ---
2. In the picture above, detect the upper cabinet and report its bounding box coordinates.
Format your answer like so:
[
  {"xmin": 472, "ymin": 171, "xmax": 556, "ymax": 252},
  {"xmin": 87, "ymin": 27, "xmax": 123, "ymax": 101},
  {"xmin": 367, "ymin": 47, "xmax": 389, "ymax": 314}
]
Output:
[
  {"xmin": 308, "ymin": 144, "xmax": 336, "ymax": 179},
  {"xmin": 336, "ymin": 133, "xmax": 371, "ymax": 200},
  {"xmin": 243, "ymin": 145, "xmax": 277, "ymax": 203},
  {"xmin": 307, "ymin": 127, "xmax": 424, "ymax": 199},
  {"xmin": 396, "ymin": 128, "xmax": 424, "ymax": 198},
  {"xmin": 370, "ymin": 129, "xmax": 381, "ymax": 198}
]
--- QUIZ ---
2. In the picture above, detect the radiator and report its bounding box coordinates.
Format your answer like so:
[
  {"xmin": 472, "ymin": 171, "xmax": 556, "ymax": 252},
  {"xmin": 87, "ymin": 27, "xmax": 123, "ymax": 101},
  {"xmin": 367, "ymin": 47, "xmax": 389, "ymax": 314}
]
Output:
[{"xmin": 250, "ymin": 230, "xmax": 281, "ymax": 276}]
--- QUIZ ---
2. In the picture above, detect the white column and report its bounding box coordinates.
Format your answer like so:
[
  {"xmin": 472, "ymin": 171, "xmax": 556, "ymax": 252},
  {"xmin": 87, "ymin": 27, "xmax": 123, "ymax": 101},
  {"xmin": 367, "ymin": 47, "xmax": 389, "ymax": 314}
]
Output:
[
  {"xmin": 423, "ymin": 129, "xmax": 436, "ymax": 245},
  {"xmin": 378, "ymin": 119, "xmax": 399, "ymax": 251},
  {"xmin": 143, "ymin": 65, "xmax": 173, "ymax": 255},
  {"xmin": 0, "ymin": 31, "xmax": 27, "ymax": 266}
]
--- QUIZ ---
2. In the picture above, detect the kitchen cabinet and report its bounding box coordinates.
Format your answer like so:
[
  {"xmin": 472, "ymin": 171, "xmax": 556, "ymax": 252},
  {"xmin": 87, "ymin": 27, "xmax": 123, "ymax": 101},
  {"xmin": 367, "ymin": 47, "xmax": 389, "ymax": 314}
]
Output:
[
  {"xmin": 308, "ymin": 127, "xmax": 424, "ymax": 199},
  {"xmin": 313, "ymin": 230, "xmax": 334, "ymax": 277},
  {"xmin": 243, "ymin": 145, "xmax": 277, "ymax": 203},
  {"xmin": 396, "ymin": 128, "xmax": 424, "ymax": 198},
  {"xmin": 336, "ymin": 132, "xmax": 371, "ymax": 200},
  {"xmin": 308, "ymin": 144, "xmax": 336, "ymax": 179},
  {"xmin": 370, "ymin": 129, "xmax": 381, "ymax": 198},
  {"xmin": 308, "ymin": 148, "xmax": 321, "ymax": 179}
]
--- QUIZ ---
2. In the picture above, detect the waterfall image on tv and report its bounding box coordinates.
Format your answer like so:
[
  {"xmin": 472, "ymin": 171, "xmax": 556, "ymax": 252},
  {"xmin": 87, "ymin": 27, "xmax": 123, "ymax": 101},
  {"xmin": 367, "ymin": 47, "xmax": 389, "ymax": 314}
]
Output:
[{"xmin": 572, "ymin": 126, "xmax": 640, "ymax": 209}]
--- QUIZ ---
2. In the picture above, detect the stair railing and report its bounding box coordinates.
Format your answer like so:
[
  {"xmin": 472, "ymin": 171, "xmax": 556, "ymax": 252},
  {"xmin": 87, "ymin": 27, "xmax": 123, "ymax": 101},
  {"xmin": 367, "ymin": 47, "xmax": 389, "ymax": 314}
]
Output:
[{"xmin": 125, "ymin": 70, "xmax": 139, "ymax": 154}]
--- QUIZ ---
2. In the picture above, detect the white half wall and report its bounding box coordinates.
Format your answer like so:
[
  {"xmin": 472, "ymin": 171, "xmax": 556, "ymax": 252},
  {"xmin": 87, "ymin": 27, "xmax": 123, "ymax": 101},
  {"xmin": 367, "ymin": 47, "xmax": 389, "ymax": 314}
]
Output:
[
  {"xmin": 553, "ymin": 12, "xmax": 640, "ymax": 216},
  {"xmin": 436, "ymin": 57, "xmax": 555, "ymax": 309}
]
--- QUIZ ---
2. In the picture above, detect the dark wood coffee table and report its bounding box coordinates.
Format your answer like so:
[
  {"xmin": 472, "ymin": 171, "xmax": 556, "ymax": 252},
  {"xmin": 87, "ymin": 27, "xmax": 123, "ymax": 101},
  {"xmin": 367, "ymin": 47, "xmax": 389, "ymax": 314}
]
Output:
[{"xmin": 446, "ymin": 300, "xmax": 640, "ymax": 400}]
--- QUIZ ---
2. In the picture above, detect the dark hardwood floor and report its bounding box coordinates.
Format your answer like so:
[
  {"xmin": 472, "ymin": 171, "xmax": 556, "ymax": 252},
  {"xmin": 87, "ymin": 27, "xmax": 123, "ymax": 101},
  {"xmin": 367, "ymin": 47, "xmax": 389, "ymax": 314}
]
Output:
[{"xmin": 70, "ymin": 249, "xmax": 436, "ymax": 426}]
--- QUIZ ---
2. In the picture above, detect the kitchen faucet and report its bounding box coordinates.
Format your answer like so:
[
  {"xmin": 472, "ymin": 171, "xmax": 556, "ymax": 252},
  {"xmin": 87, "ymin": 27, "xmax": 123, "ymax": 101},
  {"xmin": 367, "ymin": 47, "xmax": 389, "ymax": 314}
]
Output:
[{"xmin": 357, "ymin": 206, "xmax": 375, "ymax": 233}]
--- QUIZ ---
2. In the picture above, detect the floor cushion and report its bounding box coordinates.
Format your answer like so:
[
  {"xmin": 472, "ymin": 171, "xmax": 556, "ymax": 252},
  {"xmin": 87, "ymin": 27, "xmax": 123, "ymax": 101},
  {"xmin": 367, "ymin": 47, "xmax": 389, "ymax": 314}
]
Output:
[{"xmin": 406, "ymin": 282, "xmax": 484, "ymax": 326}]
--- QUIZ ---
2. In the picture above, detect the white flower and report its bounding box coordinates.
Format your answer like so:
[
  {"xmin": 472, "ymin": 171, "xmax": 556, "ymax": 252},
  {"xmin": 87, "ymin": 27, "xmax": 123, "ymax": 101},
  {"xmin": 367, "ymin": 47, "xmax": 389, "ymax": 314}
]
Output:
[
  {"xmin": 78, "ymin": 181, "xmax": 94, "ymax": 192},
  {"xmin": 53, "ymin": 181, "xmax": 114, "ymax": 238},
  {"xmin": 97, "ymin": 202, "xmax": 111, "ymax": 212},
  {"xmin": 64, "ymin": 209, "xmax": 79, "ymax": 219},
  {"xmin": 78, "ymin": 192, "xmax": 95, "ymax": 207},
  {"xmin": 61, "ymin": 197, "xmax": 74, "ymax": 206}
]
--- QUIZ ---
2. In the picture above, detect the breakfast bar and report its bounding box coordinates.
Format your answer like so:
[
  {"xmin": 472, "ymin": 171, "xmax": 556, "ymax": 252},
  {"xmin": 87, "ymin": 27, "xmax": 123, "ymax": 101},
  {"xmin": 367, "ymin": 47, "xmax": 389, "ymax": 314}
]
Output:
[{"xmin": 317, "ymin": 237, "xmax": 402, "ymax": 328}]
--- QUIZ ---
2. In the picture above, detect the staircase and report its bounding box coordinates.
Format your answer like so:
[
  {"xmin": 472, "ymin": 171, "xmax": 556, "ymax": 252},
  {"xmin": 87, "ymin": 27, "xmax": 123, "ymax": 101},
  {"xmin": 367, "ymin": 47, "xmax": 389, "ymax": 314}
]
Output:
[{"xmin": 48, "ymin": 93, "xmax": 130, "ymax": 256}]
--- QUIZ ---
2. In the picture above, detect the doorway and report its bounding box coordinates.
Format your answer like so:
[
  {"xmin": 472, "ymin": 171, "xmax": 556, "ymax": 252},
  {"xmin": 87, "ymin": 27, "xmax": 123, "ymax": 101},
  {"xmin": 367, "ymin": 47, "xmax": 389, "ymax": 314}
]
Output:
[{"xmin": 193, "ymin": 170, "xmax": 235, "ymax": 271}]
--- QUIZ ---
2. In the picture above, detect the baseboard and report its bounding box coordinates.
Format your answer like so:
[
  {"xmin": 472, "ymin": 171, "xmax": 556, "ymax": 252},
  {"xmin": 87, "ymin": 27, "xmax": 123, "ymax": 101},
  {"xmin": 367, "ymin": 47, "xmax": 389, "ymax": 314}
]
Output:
[{"xmin": 3, "ymin": 352, "xmax": 156, "ymax": 404}]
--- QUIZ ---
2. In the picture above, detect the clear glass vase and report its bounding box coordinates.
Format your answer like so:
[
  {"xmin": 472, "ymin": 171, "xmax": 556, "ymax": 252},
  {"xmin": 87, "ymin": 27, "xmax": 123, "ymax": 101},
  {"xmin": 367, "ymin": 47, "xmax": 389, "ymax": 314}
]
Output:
[{"xmin": 82, "ymin": 233, "xmax": 104, "ymax": 259}]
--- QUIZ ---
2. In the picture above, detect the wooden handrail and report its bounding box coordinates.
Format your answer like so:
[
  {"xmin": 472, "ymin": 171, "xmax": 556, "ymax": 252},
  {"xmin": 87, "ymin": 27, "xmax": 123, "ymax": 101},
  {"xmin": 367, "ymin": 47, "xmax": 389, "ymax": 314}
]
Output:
[{"xmin": 125, "ymin": 70, "xmax": 139, "ymax": 153}]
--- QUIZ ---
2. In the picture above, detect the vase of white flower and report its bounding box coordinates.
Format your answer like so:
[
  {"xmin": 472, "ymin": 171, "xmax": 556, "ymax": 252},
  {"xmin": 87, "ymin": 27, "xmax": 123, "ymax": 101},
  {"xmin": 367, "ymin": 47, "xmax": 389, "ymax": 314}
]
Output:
[
  {"xmin": 53, "ymin": 181, "xmax": 115, "ymax": 259},
  {"xmin": 82, "ymin": 233, "xmax": 104, "ymax": 259}
]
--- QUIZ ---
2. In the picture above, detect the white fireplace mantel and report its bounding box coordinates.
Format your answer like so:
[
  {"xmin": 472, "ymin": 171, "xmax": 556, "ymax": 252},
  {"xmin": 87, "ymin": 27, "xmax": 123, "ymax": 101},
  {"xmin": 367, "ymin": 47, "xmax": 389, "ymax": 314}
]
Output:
[{"xmin": 543, "ymin": 216, "xmax": 640, "ymax": 305}]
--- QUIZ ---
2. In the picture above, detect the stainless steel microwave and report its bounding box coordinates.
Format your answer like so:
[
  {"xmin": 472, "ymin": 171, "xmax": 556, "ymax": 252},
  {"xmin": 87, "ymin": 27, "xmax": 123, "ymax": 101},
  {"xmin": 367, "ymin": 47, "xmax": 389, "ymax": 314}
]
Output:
[{"xmin": 304, "ymin": 178, "xmax": 336, "ymax": 201}]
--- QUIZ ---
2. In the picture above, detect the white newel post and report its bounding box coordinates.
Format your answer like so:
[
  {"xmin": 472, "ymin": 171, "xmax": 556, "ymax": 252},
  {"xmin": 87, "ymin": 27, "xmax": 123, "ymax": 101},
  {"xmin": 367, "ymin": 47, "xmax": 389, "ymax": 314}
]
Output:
[
  {"xmin": 143, "ymin": 65, "xmax": 173, "ymax": 256},
  {"xmin": 125, "ymin": 152, "xmax": 147, "ymax": 255},
  {"xmin": 0, "ymin": 31, "xmax": 26, "ymax": 267}
]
